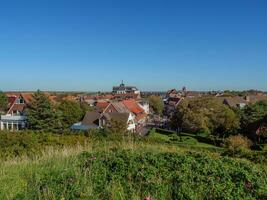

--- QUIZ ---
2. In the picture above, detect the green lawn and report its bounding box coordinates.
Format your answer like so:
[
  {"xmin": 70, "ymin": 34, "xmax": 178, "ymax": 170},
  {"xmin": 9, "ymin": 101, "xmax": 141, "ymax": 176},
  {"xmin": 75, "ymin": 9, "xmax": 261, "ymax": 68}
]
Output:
[{"xmin": 147, "ymin": 129, "xmax": 222, "ymax": 151}]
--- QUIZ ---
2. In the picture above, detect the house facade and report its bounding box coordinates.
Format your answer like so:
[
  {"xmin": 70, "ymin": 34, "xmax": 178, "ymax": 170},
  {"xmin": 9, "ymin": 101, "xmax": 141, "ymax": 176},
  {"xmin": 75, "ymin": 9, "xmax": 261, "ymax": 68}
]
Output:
[
  {"xmin": 0, "ymin": 94, "xmax": 30, "ymax": 131},
  {"xmin": 71, "ymin": 111, "xmax": 136, "ymax": 132},
  {"xmin": 71, "ymin": 99, "xmax": 149, "ymax": 133}
]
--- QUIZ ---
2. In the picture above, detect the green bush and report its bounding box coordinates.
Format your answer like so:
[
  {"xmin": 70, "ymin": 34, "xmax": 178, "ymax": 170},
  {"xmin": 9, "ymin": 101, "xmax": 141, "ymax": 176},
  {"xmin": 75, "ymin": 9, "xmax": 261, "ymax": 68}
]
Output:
[
  {"xmin": 13, "ymin": 150, "xmax": 267, "ymax": 199},
  {"xmin": 224, "ymin": 135, "xmax": 252, "ymax": 155},
  {"xmin": 79, "ymin": 151, "xmax": 266, "ymax": 200},
  {"xmin": 0, "ymin": 131, "xmax": 93, "ymax": 160},
  {"xmin": 222, "ymin": 149, "xmax": 267, "ymax": 164}
]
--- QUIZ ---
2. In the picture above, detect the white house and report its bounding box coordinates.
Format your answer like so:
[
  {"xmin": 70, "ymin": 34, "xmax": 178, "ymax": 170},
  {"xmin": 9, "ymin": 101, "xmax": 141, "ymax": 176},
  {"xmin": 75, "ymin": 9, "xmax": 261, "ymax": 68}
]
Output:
[{"xmin": 0, "ymin": 93, "xmax": 31, "ymax": 131}]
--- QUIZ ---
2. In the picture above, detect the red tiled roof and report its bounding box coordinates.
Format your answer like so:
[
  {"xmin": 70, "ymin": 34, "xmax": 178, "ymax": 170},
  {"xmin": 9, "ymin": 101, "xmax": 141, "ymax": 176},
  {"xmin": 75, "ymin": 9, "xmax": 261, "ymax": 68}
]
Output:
[
  {"xmin": 96, "ymin": 102, "xmax": 110, "ymax": 109},
  {"xmin": 122, "ymin": 99, "xmax": 144, "ymax": 115},
  {"xmin": 8, "ymin": 104, "xmax": 26, "ymax": 113},
  {"xmin": 21, "ymin": 93, "xmax": 33, "ymax": 103},
  {"xmin": 7, "ymin": 96, "xmax": 17, "ymax": 108},
  {"xmin": 113, "ymin": 93, "xmax": 139, "ymax": 99}
]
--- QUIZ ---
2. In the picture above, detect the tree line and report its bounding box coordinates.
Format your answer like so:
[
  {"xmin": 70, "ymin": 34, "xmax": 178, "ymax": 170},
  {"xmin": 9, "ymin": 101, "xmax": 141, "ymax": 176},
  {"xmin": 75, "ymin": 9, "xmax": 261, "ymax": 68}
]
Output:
[{"xmin": 170, "ymin": 97, "xmax": 267, "ymax": 144}]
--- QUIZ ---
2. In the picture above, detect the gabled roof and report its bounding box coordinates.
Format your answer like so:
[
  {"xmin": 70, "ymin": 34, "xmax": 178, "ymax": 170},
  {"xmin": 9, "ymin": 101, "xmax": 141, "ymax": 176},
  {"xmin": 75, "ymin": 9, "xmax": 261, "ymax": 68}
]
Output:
[
  {"xmin": 102, "ymin": 112, "xmax": 130, "ymax": 124},
  {"xmin": 81, "ymin": 112, "xmax": 101, "ymax": 127},
  {"xmin": 167, "ymin": 89, "xmax": 178, "ymax": 94},
  {"xmin": 247, "ymin": 95, "xmax": 267, "ymax": 104},
  {"xmin": 112, "ymin": 93, "xmax": 140, "ymax": 99},
  {"xmin": 111, "ymin": 102, "xmax": 130, "ymax": 113},
  {"xmin": 221, "ymin": 96, "xmax": 247, "ymax": 108},
  {"xmin": 20, "ymin": 93, "xmax": 33, "ymax": 104},
  {"xmin": 5, "ymin": 93, "xmax": 31, "ymax": 114},
  {"xmin": 96, "ymin": 101, "xmax": 110, "ymax": 110},
  {"xmin": 7, "ymin": 96, "xmax": 17, "ymax": 108},
  {"xmin": 122, "ymin": 99, "xmax": 144, "ymax": 115}
]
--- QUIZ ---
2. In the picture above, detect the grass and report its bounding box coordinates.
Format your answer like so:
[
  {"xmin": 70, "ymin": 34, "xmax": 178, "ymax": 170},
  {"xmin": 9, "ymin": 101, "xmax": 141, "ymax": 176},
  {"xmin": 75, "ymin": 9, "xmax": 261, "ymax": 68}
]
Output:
[
  {"xmin": 0, "ymin": 143, "xmax": 266, "ymax": 200},
  {"xmin": 0, "ymin": 130, "xmax": 266, "ymax": 199},
  {"xmin": 147, "ymin": 129, "xmax": 223, "ymax": 153}
]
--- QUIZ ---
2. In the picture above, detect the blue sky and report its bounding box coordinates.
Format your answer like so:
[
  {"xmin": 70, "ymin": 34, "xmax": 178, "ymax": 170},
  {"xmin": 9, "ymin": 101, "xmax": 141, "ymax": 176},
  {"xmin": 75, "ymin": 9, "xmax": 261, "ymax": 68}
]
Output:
[{"xmin": 0, "ymin": 0, "xmax": 267, "ymax": 91}]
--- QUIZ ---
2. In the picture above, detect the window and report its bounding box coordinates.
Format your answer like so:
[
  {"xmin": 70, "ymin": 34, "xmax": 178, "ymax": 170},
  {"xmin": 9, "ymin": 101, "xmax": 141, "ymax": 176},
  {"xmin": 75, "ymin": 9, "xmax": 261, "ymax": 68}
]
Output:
[
  {"xmin": 18, "ymin": 123, "xmax": 22, "ymax": 130},
  {"xmin": 3, "ymin": 123, "xmax": 7, "ymax": 130},
  {"xmin": 8, "ymin": 123, "xmax": 12, "ymax": 130},
  {"xmin": 13, "ymin": 123, "xmax": 18, "ymax": 130},
  {"xmin": 16, "ymin": 97, "xmax": 25, "ymax": 104}
]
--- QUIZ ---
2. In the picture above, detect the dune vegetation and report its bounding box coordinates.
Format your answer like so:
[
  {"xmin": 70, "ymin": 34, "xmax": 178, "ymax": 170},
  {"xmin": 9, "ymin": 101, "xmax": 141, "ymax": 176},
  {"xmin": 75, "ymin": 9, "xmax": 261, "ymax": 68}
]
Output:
[{"xmin": 0, "ymin": 131, "xmax": 266, "ymax": 200}]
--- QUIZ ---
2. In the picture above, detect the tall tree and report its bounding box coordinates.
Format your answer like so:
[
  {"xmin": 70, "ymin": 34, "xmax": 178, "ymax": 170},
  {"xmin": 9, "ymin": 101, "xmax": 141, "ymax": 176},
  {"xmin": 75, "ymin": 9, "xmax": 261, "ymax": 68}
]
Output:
[
  {"xmin": 0, "ymin": 91, "xmax": 8, "ymax": 113},
  {"xmin": 171, "ymin": 97, "xmax": 240, "ymax": 137},
  {"xmin": 148, "ymin": 95, "xmax": 164, "ymax": 114},
  {"xmin": 240, "ymin": 101, "xmax": 267, "ymax": 142},
  {"xmin": 58, "ymin": 100, "xmax": 84, "ymax": 129},
  {"xmin": 26, "ymin": 90, "xmax": 62, "ymax": 132}
]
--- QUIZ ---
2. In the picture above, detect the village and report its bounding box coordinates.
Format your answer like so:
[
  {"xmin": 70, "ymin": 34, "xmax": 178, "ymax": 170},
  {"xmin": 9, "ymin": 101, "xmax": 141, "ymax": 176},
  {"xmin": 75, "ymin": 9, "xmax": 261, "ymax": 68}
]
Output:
[
  {"xmin": 1, "ymin": 0, "xmax": 267, "ymax": 198},
  {"xmin": 1, "ymin": 81, "xmax": 267, "ymax": 138}
]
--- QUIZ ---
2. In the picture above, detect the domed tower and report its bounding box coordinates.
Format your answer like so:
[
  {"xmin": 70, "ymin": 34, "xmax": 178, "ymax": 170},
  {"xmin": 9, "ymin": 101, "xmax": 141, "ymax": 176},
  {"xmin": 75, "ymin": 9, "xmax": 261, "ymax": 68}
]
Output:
[
  {"xmin": 120, "ymin": 80, "xmax": 125, "ymax": 87},
  {"xmin": 182, "ymin": 86, "xmax": 187, "ymax": 96}
]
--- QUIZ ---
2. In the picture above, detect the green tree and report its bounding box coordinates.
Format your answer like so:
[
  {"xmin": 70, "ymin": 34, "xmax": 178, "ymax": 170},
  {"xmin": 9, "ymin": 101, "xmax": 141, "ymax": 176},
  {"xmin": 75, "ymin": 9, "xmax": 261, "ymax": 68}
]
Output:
[
  {"xmin": 105, "ymin": 119, "xmax": 128, "ymax": 136},
  {"xmin": 79, "ymin": 102, "xmax": 92, "ymax": 116},
  {"xmin": 240, "ymin": 101, "xmax": 267, "ymax": 142},
  {"xmin": 26, "ymin": 90, "xmax": 62, "ymax": 132},
  {"xmin": 0, "ymin": 91, "xmax": 8, "ymax": 113},
  {"xmin": 171, "ymin": 97, "xmax": 240, "ymax": 137},
  {"xmin": 148, "ymin": 95, "xmax": 164, "ymax": 114},
  {"xmin": 58, "ymin": 100, "xmax": 84, "ymax": 129}
]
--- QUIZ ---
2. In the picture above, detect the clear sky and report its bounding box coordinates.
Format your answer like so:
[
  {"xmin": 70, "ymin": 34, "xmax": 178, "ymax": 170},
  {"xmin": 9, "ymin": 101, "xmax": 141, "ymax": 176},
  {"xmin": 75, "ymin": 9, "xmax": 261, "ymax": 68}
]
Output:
[{"xmin": 0, "ymin": 0, "xmax": 267, "ymax": 92}]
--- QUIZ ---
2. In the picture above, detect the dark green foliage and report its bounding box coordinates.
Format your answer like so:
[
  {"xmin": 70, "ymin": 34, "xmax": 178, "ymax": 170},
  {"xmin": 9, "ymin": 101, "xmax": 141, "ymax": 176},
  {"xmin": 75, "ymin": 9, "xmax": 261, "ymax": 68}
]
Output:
[
  {"xmin": 20, "ymin": 163, "xmax": 82, "ymax": 200},
  {"xmin": 0, "ymin": 90, "xmax": 8, "ymax": 112},
  {"xmin": 222, "ymin": 148, "xmax": 267, "ymax": 165},
  {"xmin": 240, "ymin": 101, "xmax": 267, "ymax": 142},
  {"xmin": 19, "ymin": 150, "xmax": 267, "ymax": 200},
  {"xmin": 26, "ymin": 90, "xmax": 62, "ymax": 132},
  {"xmin": 82, "ymin": 151, "xmax": 266, "ymax": 200},
  {"xmin": 58, "ymin": 100, "xmax": 84, "ymax": 129}
]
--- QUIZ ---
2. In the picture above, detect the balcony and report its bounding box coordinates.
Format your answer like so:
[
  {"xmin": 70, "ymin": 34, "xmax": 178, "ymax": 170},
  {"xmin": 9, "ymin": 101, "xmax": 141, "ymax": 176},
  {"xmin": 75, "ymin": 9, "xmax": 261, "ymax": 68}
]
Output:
[{"xmin": 0, "ymin": 114, "xmax": 27, "ymax": 121}]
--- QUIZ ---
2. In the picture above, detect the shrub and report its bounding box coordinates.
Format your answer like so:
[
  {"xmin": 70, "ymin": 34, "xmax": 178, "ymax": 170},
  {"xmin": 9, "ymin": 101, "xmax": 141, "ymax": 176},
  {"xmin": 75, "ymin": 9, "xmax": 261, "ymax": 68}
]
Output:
[
  {"xmin": 15, "ymin": 150, "xmax": 267, "ymax": 199},
  {"xmin": 224, "ymin": 135, "xmax": 252, "ymax": 155}
]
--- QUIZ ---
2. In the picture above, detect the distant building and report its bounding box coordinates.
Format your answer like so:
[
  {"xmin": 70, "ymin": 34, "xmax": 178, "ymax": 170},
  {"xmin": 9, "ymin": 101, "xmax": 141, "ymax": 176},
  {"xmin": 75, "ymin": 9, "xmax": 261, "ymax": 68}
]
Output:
[
  {"xmin": 113, "ymin": 81, "xmax": 140, "ymax": 95},
  {"xmin": 218, "ymin": 95, "xmax": 267, "ymax": 109}
]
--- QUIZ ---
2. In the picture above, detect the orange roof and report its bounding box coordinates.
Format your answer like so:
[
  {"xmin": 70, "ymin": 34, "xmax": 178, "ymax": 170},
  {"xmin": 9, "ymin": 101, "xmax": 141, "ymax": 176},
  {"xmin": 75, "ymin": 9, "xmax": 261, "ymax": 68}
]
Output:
[
  {"xmin": 8, "ymin": 104, "xmax": 26, "ymax": 113},
  {"xmin": 96, "ymin": 102, "xmax": 110, "ymax": 109},
  {"xmin": 20, "ymin": 93, "xmax": 33, "ymax": 103},
  {"xmin": 122, "ymin": 99, "xmax": 144, "ymax": 114}
]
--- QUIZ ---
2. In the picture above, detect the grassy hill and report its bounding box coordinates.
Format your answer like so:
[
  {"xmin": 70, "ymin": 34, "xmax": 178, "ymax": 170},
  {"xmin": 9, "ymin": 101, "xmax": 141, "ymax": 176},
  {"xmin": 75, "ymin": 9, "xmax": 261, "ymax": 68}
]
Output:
[{"xmin": 0, "ymin": 131, "xmax": 266, "ymax": 200}]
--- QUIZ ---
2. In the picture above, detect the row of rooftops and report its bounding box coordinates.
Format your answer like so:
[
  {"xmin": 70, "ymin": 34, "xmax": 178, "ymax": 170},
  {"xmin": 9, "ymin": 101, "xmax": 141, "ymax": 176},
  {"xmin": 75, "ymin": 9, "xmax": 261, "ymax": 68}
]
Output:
[
  {"xmin": 78, "ymin": 99, "xmax": 148, "ymax": 129},
  {"xmin": 164, "ymin": 88, "xmax": 267, "ymax": 112}
]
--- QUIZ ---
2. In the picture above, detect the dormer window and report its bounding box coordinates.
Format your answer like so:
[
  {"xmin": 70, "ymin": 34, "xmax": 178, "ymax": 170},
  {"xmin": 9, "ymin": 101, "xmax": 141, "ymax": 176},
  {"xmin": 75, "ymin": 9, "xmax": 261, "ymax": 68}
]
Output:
[{"xmin": 16, "ymin": 97, "xmax": 25, "ymax": 104}]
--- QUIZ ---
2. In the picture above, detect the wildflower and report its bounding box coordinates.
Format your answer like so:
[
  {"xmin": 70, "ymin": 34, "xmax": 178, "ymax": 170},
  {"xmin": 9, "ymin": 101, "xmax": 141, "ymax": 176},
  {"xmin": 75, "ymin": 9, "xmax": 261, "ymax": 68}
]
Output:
[
  {"xmin": 145, "ymin": 195, "xmax": 151, "ymax": 200},
  {"xmin": 245, "ymin": 181, "xmax": 252, "ymax": 189},
  {"xmin": 91, "ymin": 156, "xmax": 97, "ymax": 161}
]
